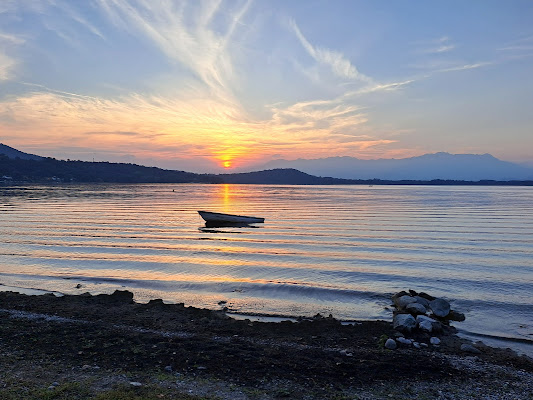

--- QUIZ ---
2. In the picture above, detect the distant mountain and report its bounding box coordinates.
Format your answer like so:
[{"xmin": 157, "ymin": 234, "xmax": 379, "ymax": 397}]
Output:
[
  {"xmin": 219, "ymin": 168, "xmax": 360, "ymax": 185},
  {"xmin": 0, "ymin": 143, "xmax": 43, "ymax": 160},
  {"xmin": 253, "ymin": 153, "xmax": 533, "ymax": 181}
]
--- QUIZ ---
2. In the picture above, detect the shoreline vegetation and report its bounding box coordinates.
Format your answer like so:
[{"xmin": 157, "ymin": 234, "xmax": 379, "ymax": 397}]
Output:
[
  {"xmin": 1, "ymin": 289, "xmax": 532, "ymax": 399},
  {"xmin": 1, "ymin": 152, "xmax": 533, "ymax": 186}
]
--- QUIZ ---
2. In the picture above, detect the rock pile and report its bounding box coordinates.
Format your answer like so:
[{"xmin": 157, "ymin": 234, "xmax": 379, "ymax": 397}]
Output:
[
  {"xmin": 391, "ymin": 289, "xmax": 465, "ymax": 335},
  {"xmin": 382, "ymin": 289, "xmax": 469, "ymax": 351}
]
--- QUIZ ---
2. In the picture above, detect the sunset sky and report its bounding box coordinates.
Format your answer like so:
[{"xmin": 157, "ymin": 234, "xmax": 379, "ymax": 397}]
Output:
[{"xmin": 1, "ymin": 0, "xmax": 532, "ymax": 172}]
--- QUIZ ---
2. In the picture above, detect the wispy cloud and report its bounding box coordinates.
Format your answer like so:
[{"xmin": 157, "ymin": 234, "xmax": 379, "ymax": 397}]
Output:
[
  {"xmin": 288, "ymin": 18, "xmax": 373, "ymax": 84},
  {"xmin": 96, "ymin": 0, "xmax": 251, "ymax": 101},
  {"xmin": 417, "ymin": 36, "xmax": 456, "ymax": 54},
  {"xmin": 288, "ymin": 18, "xmax": 417, "ymax": 99},
  {"xmin": 0, "ymin": 32, "xmax": 25, "ymax": 45},
  {"xmin": 436, "ymin": 62, "xmax": 491, "ymax": 73},
  {"xmin": 0, "ymin": 31, "xmax": 24, "ymax": 81},
  {"xmin": 347, "ymin": 79, "xmax": 416, "ymax": 96},
  {"xmin": 0, "ymin": 53, "xmax": 16, "ymax": 81},
  {"xmin": 497, "ymin": 34, "xmax": 533, "ymax": 60}
]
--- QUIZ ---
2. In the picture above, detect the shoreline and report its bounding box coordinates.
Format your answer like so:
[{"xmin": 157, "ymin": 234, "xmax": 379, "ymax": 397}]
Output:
[
  {"xmin": 1, "ymin": 289, "xmax": 532, "ymax": 399},
  {"xmin": 2, "ymin": 282, "xmax": 532, "ymax": 358}
]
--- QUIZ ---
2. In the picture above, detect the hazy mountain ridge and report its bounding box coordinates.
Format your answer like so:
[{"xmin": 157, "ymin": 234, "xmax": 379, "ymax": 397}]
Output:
[
  {"xmin": 1, "ymin": 144, "xmax": 532, "ymax": 184},
  {"xmin": 253, "ymin": 152, "xmax": 533, "ymax": 181}
]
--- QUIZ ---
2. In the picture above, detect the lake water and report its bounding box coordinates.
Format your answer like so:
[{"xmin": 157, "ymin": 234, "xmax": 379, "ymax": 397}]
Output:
[{"xmin": 1, "ymin": 184, "xmax": 532, "ymax": 355}]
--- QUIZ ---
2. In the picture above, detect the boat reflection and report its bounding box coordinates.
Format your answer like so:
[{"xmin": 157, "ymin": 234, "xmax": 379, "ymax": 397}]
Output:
[
  {"xmin": 203, "ymin": 221, "xmax": 261, "ymax": 228},
  {"xmin": 199, "ymin": 221, "xmax": 263, "ymax": 232}
]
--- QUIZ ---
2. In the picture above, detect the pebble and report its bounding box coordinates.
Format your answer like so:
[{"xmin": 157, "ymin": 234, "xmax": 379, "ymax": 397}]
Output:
[
  {"xmin": 396, "ymin": 337, "xmax": 412, "ymax": 345},
  {"xmin": 129, "ymin": 382, "xmax": 143, "ymax": 387},
  {"xmin": 413, "ymin": 342, "xmax": 421, "ymax": 349},
  {"xmin": 164, "ymin": 365, "xmax": 173, "ymax": 372},
  {"xmin": 430, "ymin": 337, "xmax": 441, "ymax": 345},
  {"xmin": 385, "ymin": 338, "xmax": 397, "ymax": 350}
]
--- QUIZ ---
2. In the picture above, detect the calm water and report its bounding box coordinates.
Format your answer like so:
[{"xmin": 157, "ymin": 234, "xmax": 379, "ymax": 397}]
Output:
[{"xmin": 1, "ymin": 184, "xmax": 532, "ymax": 353}]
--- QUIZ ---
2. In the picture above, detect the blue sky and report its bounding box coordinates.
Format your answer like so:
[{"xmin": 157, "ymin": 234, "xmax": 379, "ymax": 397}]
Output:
[{"xmin": 1, "ymin": 0, "xmax": 532, "ymax": 172}]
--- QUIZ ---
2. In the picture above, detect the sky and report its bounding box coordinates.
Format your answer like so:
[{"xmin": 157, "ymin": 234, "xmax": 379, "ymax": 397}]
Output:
[{"xmin": 1, "ymin": 0, "xmax": 532, "ymax": 173}]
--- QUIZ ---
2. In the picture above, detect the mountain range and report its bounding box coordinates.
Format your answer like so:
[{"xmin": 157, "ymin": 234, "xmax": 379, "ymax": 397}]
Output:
[
  {"xmin": 252, "ymin": 153, "xmax": 533, "ymax": 181},
  {"xmin": 1, "ymin": 143, "xmax": 532, "ymax": 183}
]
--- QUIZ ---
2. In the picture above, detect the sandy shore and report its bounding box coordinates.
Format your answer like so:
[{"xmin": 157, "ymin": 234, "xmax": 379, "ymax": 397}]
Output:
[{"xmin": 1, "ymin": 289, "xmax": 532, "ymax": 399}]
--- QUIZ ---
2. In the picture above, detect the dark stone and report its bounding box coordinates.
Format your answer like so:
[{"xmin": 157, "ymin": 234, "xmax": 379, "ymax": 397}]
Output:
[
  {"xmin": 97, "ymin": 290, "xmax": 134, "ymax": 304},
  {"xmin": 392, "ymin": 291, "xmax": 410, "ymax": 301},
  {"xmin": 461, "ymin": 344, "xmax": 482, "ymax": 354},
  {"xmin": 406, "ymin": 302, "xmax": 427, "ymax": 315},
  {"xmin": 414, "ymin": 296, "xmax": 430, "ymax": 308},
  {"xmin": 393, "ymin": 295, "xmax": 417, "ymax": 310},
  {"xmin": 147, "ymin": 299, "xmax": 165, "ymax": 307},
  {"xmin": 429, "ymin": 298, "xmax": 451, "ymax": 318},
  {"xmin": 446, "ymin": 310, "xmax": 466, "ymax": 322},
  {"xmin": 418, "ymin": 292, "xmax": 436, "ymax": 301},
  {"xmin": 408, "ymin": 289, "xmax": 418, "ymax": 296}
]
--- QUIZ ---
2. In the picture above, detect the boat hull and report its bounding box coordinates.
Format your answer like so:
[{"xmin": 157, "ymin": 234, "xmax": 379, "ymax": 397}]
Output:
[{"xmin": 198, "ymin": 211, "xmax": 265, "ymax": 224}]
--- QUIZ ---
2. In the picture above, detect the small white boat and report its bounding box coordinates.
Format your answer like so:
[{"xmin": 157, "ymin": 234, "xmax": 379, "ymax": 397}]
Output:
[{"xmin": 198, "ymin": 211, "xmax": 265, "ymax": 224}]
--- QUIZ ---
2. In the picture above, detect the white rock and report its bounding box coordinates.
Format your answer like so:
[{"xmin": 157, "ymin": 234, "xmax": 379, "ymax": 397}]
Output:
[
  {"xmin": 129, "ymin": 382, "xmax": 143, "ymax": 387},
  {"xmin": 416, "ymin": 315, "xmax": 437, "ymax": 323},
  {"xmin": 413, "ymin": 342, "xmax": 421, "ymax": 349},
  {"xmin": 418, "ymin": 319, "xmax": 433, "ymax": 332},
  {"xmin": 430, "ymin": 337, "xmax": 441, "ymax": 345},
  {"xmin": 416, "ymin": 315, "xmax": 442, "ymax": 333},
  {"xmin": 393, "ymin": 313, "xmax": 417, "ymax": 333},
  {"xmin": 385, "ymin": 338, "xmax": 397, "ymax": 350}
]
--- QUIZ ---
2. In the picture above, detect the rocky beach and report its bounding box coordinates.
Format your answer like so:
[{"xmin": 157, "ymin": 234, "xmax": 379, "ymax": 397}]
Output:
[{"xmin": 0, "ymin": 289, "xmax": 532, "ymax": 399}]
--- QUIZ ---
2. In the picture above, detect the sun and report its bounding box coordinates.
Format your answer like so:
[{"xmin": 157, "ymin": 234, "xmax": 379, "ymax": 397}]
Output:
[{"xmin": 223, "ymin": 161, "xmax": 232, "ymax": 168}]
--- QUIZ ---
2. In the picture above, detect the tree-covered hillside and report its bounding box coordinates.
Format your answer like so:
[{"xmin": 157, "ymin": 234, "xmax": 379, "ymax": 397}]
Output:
[{"xmin": 0, "ymin": 155, "xmax": 221, "ymax": 183}]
